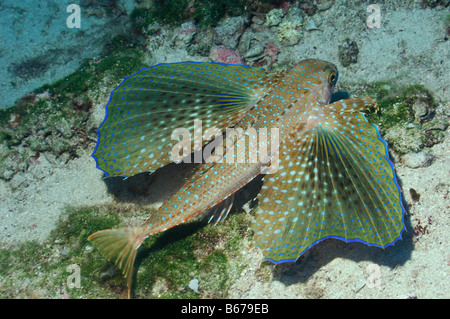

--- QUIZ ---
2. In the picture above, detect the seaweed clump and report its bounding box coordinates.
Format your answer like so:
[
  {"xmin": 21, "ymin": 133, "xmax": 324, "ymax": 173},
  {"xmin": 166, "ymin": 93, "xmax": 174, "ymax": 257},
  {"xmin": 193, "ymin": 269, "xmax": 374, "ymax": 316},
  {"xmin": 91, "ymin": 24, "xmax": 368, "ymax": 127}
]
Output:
[
  {"xmin": 421, "ymin": 0, "xmax": 450, "ymax": 8},
  {"xmin": 131, "ymin": 0, "xmax": 290, "ymax": 30},
  {"xmin": 0, "ymin": 36, "xmax": 147, "ymax": 180},
  {"xmin": 0, "ymin": 204, "xmax": 254, "ymax": 298},
  {"xmin": 363, "ymin": 83, "xmax": 445, "ymax": 155}
]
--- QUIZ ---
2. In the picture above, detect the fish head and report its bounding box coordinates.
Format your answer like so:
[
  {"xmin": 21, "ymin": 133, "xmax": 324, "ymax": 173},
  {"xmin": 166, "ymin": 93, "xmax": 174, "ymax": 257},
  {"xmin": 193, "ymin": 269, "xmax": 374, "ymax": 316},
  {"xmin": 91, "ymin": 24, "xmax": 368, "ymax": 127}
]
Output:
[{"xmin": 291, "ymin": 59, "xmax": 338, "ymax": 106}]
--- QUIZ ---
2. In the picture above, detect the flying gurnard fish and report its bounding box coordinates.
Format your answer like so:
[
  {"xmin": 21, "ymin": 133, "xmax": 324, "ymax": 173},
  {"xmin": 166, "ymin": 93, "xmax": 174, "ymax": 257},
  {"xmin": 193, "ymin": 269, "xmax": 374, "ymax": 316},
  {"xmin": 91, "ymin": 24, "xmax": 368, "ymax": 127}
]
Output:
[{"xmin": 89, "ymin": 59, "xmax": 405, "ymax": 297}]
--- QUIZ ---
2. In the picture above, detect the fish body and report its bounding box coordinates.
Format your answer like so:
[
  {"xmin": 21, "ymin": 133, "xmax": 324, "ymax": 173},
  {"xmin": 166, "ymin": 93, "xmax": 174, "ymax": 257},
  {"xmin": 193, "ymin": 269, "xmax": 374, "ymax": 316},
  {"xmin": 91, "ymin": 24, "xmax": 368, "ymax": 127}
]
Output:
[{"xmin": 89, "ymin": 59, "xmax": 405, "ymax": 296}]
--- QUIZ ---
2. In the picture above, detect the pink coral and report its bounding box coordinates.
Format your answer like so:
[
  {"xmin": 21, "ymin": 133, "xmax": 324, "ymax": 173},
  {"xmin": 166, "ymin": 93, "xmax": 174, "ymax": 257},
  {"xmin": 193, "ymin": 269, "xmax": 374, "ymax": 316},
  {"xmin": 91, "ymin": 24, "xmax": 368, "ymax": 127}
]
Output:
[
  {"xmin": 264, "ymin": 43, "xmax": 280, "ymax": 67},
  {"xmin": 281, "ymin": 1, "xmax": 291, "ymax": 14},
  {"xmin": 178, "ymin": 22, "xmax": 197, "ymax": 36},
  {"xmin": 210, "ymin": 45, "xmax": 244, "ymax": 65}
]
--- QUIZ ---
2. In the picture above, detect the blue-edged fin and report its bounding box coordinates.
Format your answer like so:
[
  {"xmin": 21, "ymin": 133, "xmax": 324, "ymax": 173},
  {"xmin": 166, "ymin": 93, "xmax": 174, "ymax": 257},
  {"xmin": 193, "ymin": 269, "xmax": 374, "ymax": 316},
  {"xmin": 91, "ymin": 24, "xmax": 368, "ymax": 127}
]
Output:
[
  {"xmin": 88, "ymin": 226, "xmax": 147, "ymax": 298},
  {"xmin": 253, "ymin": 98, "xmax": 405, "ymax": 263},
  {"xmin": 93, "ymin": 62, "xmax": 268, "ymax": 177}
]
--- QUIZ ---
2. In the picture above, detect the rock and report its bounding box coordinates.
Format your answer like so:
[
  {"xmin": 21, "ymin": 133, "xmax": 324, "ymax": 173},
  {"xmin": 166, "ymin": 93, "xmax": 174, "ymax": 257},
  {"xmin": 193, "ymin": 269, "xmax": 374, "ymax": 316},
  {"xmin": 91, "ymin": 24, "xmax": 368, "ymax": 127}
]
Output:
[
  {"xmin": 403, "ymin": 85, "xmax": 435, "ymax": 124},
  {"xmin": 304, "ymin": 16, "xmax": 321, "ymax": 31},
  {"xmin": 338, "ymin": 39, "xmax": 359, "ymax": 67},
  {"xmin": 100, "ymin": 265, "xmax": 117, "ymax": 279},
  {"xmin": 316, "ymin": 0, "xmax": 335, "ymax": 12},
  {"xmin": 265, "ymin": 9, "xmax": 284, "ymax": 27},
  {"xmin": 400, "ymin": 292, "xmax": 418, "ymax": 299},
  {"xmin": 175, "ymin": 22, "xmax": 197, "ymax": 48},
  {"xmin": 412, "ymin": 98, "xmax": 430, "ymax": 122},
  {"xmin": 300, "ymin": 0, "xmax": 334, "ymax": 16},
  {"xmin": 244, "ymin": 42, "xmax": 265, "ymax": 59},
  {"xmin": 277, "ymin": 7, "xmax": 304, "ymax": 46},
  {"xmin": 214, "ymin": 16, "xmax": 246, "ymax": 50},
  {"xmin": 384, "ymin": 125, "xmax": 425, "ymax": 154},
  {"xmin": 209, "ymin": 45, "xmax": 244, "ymax": 65},
  {"xmin": 402, "ymin": 151, "xmax": 434, "ymax": 168},
  {"xmin": 188, "ymin": 28, "xmax": 215, "ymax": 56},
  {"xmin": 0, "ymin": 149, "xmax": 28, "ymax": 181},
  {"xmin": 252, "ymin": 16, "xmax": 265, "ymax": 25},
  {"xmin": 9, "ymin": 172, "xmax": 29, "ymax": 191},
  {"xmin": 424, "ymin": 121, "xmax": 449, "ymax": 131},
  {"xmin": 278, "ymin": 21, "xmax": 304, "ymax": 46}
]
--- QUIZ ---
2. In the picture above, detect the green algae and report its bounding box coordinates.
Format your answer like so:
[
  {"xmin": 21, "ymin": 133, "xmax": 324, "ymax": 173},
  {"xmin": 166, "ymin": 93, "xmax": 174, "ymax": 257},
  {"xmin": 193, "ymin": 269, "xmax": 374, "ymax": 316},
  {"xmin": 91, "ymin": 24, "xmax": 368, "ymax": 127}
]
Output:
[
  {"xmin": 135, "ymin": 0, "xmax": 191, "ymax": 28},
  {"xmin": 130, "ymin": 7, "xmax": 158, "ymax": 31},
  {"xmin": 0, "ymin": 206, "xmax": 125, "ymax": 298},
  {"xmin": 361, "ymin": 82, "xmax": 444, "ymax": 155},
  {"xmin": 0, "ymin": 205, "xmax": 253, "ymax": 298},
  {"xmin": 193, "ymin": 0, "xmax": 249, "ymax": 27},
  {"xmin": 131, "ymin": 0, "xmax": 283, "ymax": 30},
  {"xmin": 38, "ymin": 42, "xmax": 145, "ymax": 104},
  {"xmin": 53, "ymin": 206, "xmax": 121, "ymax": 245},
  {"xmin": 0, "ymin": 37, "xmax": 147, "ymax": 180},
  {"xmin": 363, "ymin": 83, "xmax": 435, "ymax": 128},
  {"xmin": 134, "ymin": 211, "xmax": 252, "ymax": 298}
]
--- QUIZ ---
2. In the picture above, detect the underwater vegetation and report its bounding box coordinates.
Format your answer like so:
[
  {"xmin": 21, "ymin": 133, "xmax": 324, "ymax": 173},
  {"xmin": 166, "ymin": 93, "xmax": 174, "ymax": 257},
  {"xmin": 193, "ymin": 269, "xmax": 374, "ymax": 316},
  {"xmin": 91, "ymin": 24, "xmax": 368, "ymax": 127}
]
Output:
[
  {"xmin": 362, "ymin": 83, "xmax": 445, "ymax": 155},
  {"xmin": 0, "ymin": 206, "xmax": 121, "ymax": 298},
  {"xmin": 0, "ymin": 204, "xmax": 255, "ymax": 298},
  {"xmin": 421, "ymin": 0, "xmax": 450, "ymax": 8},
  {"xmin": 130, "ymin": 0, "xmax": 291, "ymax": 30},
  {"xmin": 0, "ymin": 36, "xmax": 147, "ymax": 181}
]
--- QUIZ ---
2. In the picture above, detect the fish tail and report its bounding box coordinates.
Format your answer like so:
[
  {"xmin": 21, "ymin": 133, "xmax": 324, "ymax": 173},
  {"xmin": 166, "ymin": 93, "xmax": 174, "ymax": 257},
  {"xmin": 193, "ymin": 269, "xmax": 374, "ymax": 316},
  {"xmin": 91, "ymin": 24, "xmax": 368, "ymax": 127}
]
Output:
[{"xmin": 88, "ymin": 226, "xmax": 147, "ymax": 298}]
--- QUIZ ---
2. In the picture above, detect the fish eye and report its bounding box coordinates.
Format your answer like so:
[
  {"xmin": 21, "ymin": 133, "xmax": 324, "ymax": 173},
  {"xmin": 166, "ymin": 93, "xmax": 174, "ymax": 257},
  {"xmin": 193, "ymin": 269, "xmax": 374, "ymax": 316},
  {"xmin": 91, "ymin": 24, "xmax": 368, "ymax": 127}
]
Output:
[{"xmin": 328, "ymin": 72, "xmax": 337, "ymax": 84}]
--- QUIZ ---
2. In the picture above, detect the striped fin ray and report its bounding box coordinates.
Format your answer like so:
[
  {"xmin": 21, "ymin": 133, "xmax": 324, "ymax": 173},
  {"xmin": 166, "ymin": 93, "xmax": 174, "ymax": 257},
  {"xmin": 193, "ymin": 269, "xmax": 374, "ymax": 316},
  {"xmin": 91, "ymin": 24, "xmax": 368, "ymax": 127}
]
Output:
[
  {"xmin": 93, "ymin": 62, "xmax": 268, "ymax": 177},
  {"xmin": 253, "ymin": 98, "xmax": 405, "ymax": 263},
  {"xmin": 206, "ymin": 194, "xmax": 235, "ymax": 225}
]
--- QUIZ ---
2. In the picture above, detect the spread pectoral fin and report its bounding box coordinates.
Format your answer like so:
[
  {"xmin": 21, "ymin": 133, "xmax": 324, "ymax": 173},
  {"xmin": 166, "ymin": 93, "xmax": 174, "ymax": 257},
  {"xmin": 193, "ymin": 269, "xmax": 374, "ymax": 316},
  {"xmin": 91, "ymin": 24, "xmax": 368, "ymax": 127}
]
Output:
[
  {"xmin": 253, "ymin": 98, "xmax": 405, "ymax": 263},
  {"xmin": 93, "ymin": 62, "xmax": 269, "ymax": 177}
]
